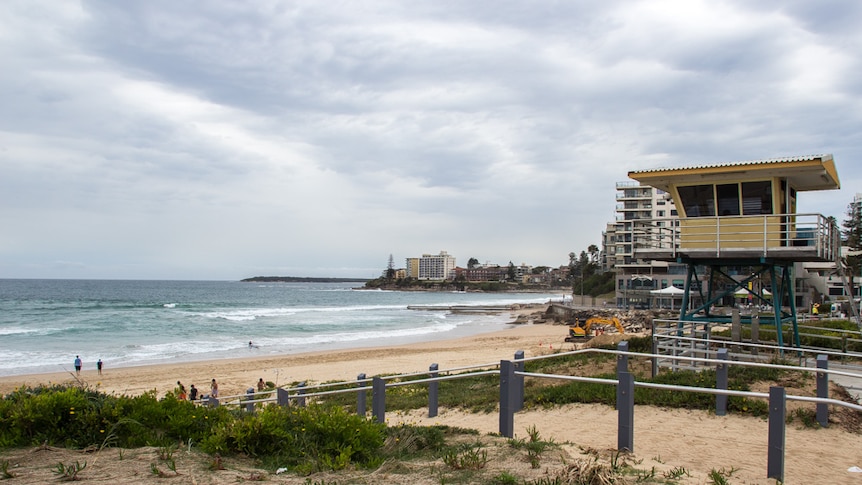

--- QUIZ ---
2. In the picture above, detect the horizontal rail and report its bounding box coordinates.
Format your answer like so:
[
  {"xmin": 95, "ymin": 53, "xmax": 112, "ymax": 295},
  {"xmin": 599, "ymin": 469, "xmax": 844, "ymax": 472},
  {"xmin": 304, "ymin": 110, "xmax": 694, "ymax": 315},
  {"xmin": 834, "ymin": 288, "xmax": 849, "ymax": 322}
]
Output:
[
  {"xmin": 516, "ymin": 370, "xmax": 862, "ymax": 413},
  {"xmin": 386, "ymin": 370, "xmax": 497, "ymax": 388},
  {"xmin": 652, "ymin": 329, "xmax": 862, "ymax": 361}
]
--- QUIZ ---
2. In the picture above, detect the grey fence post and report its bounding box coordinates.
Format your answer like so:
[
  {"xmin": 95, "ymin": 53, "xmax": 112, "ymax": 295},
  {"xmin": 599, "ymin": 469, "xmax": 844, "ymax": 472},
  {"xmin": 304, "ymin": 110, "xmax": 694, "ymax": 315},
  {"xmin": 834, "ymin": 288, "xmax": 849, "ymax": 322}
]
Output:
[
  {"xmin": 816, "ymin": 355, "xmax": 829, "ymax": 427},
  {"xmin": 617, "ymin": 371, "xmax": 634, "ymax": 452},
  {"xmin": 428, "ymin": 363, "xmax": 439, "ymax": 418},
  {"xmin": 751, "ymin": 315, "xmax": 760, "ymax": 356},
  {"xmin": 296, "ymin": 381, "xmax": 307, "ymax": 407},
  {"xmin": 499, "ymin": 360, "xmax": 516, "ymax": 438},
  {"xmin": 207, "ymin": 396, "xmax": 220, "ymax": 408},
  {"xmin": 651, "ymin": 338, "xmax": 658, "ymax": 378},
  {"xmin": 716, "ymin": 348, "xmax": 728, "ymax": 416},
  {"xmin": 357, "ymin": 373, "xmax": 367, "ymax": 417},
  {"xmin": 617, "ymin": 341, "xmax": 629, "ymax": 375},
  {"xmin": 245, "ymin": 387, "xmax": 255, "ymax": 413},
  {"xmin": 276, "ymin": 387, "xmax": 290, "ymax": 407},
  {"xmin": 767, "ymin": 386, "xmax": 786, "ymax": 482},
  {"xmin": 514, "ymin": 350, "xmax": 525, "ymax": 411},
  {"xmin": 616, "ymin": 341, "xmax": 630, "ymax": 412},
  {"xmin": 372, "ymin": 377, "xmax": 386, "ymax": 424}
]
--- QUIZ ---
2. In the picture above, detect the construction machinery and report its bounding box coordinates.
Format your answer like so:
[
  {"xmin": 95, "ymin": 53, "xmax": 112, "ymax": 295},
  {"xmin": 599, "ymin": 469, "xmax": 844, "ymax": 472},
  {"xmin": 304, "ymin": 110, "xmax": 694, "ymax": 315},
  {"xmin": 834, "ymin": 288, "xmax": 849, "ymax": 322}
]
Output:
[{"xmin": 565, "ymin": 317, "xmax": 625, "ymax": 342}]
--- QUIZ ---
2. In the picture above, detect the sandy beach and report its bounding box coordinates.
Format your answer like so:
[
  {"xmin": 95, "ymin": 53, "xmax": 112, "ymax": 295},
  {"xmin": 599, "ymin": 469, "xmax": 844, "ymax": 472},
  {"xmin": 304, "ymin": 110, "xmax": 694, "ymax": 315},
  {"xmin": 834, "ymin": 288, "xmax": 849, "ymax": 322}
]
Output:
[{"xmin": 2, "ymin": 308, "xmax": 862, "ymax": 484}]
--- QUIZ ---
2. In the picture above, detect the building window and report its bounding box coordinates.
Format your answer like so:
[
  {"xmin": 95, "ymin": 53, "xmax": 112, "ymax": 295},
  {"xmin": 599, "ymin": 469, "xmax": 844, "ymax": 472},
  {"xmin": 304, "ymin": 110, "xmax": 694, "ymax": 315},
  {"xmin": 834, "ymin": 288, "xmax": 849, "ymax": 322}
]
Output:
[
  {"xmin": 670, "ymin": 209, "xmax": 678, "ymax": 216},
  {"xmin": 656, "ymin": 210, "xmax": 665, "ymax": 217}
]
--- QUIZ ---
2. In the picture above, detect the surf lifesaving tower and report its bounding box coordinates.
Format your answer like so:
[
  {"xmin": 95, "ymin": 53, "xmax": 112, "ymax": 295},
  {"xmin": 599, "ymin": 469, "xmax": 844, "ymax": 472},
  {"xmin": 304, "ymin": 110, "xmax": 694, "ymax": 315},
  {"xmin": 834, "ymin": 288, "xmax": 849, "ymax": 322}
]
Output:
[{"xmin": 629, "ymin": 154, "xmax": 842, "ymax": 348}]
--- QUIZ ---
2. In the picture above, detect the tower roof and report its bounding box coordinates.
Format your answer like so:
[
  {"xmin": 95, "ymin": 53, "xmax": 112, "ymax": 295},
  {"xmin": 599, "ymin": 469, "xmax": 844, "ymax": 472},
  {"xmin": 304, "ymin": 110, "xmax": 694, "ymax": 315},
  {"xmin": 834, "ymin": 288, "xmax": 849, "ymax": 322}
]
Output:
[{"xmin": 628, "ymin": 154, "xmax": 840, "ymax": 192}]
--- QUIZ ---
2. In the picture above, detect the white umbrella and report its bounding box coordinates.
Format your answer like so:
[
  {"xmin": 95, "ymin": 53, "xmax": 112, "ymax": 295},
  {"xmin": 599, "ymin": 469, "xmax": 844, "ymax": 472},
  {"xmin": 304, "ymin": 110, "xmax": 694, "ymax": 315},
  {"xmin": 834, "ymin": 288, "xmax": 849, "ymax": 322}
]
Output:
[
  {"xmin": 650, "ymin": 286, "xmax": 685, "ymax": 309},
  {"xmin": 650, "ymin": 286, "xmax": 685, "ymax": 295}
]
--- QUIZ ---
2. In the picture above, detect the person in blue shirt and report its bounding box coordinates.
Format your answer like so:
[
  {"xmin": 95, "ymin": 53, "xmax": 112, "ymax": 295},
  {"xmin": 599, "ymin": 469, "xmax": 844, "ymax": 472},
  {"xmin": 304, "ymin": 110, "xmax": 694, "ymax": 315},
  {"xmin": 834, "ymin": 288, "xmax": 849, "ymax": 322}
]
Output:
[{"xmin": 74, "ymin": 356, "xmax": 82, "ymax": 375}]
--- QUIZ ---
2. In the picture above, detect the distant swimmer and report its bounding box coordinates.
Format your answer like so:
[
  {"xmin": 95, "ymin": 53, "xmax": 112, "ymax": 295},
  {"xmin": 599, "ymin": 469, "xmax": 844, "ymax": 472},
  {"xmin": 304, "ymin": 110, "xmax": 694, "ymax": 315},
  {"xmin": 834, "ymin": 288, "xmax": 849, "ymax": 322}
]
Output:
[{"xmin": 249, "ymin": 341, "xmax": 259, "ymax": 349}]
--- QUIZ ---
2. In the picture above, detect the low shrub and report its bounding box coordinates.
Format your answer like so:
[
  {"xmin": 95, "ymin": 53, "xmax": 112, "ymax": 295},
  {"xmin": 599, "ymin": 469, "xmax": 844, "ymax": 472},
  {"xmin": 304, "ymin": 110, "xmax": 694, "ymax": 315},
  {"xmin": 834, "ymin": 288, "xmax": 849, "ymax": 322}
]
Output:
[
  {"xmin": 0, "ymin": 385, "xmax": 233, "ymax": 449},
  {"xmin": 199, "ymin": 403, "xmax": 386, "ymax": 474}
]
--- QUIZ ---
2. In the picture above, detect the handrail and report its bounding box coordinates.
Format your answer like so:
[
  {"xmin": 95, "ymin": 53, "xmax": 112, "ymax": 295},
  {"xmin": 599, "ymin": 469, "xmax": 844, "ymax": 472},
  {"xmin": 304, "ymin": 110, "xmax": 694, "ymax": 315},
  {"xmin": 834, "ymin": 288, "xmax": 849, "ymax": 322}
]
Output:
[
  {"xmin": 629, "ymin": 212, "xmax": 839, "ymax": 261},
  {"xmin": 517, "ymin": 371, "xmax": 862, "ymax": 412},
  {"xmin": 652, "ymin": 318, "xmax": 862, "ymax": 361}
]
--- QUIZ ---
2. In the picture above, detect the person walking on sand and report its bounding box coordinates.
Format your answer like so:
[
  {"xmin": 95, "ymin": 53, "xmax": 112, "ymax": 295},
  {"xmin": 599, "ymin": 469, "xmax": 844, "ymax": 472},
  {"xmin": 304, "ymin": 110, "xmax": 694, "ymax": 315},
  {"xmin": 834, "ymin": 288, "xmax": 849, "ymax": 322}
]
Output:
[
  {"xmin": 97, "ymin": 359, "xmax": 103, "ymax": 375},
  {"xmin": 211, "ymin": 378, "xmax": 219, "ymax": 398},
  {"xmin": 176, "ymin": 381, "xmax": 187, "ymax": 400},
  {"xmin": 257, "ymin": 378, "xmax": 266, "ymax": 392},
  {"xmin": 74, "ymin": 355, "xmax": 82, "ymax": 375},
  {"xmin": 189, "ymin": 384, "xmax": 198, "ymax": 402}
]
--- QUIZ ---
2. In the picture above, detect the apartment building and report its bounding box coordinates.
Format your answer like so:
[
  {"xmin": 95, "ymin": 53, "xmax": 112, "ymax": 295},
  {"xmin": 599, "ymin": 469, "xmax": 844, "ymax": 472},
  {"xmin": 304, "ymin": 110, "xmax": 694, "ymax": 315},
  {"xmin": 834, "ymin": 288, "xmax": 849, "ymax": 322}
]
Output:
[
  {"xmin": 410, "ymin": 251, "xmax": 456, "ymax": 281},
  {"xmin": 602, "ymin": 181, "xmax": 683, "ymax": 307},
  {"xmin": 405, "ymin": 258, "xmax": 420, "ymax": 278},
  {"xmin": 453, "ymin": 265, "xmax": 504, "ymax": 282}
]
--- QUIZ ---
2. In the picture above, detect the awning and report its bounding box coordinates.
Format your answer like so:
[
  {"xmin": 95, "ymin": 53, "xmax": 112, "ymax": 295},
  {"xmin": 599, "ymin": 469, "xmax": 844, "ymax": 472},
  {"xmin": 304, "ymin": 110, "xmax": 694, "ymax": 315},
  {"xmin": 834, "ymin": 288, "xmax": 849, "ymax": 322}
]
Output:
[{"xmin": 649, "ymin": 286, "xmax": 685, "ymax": 295}]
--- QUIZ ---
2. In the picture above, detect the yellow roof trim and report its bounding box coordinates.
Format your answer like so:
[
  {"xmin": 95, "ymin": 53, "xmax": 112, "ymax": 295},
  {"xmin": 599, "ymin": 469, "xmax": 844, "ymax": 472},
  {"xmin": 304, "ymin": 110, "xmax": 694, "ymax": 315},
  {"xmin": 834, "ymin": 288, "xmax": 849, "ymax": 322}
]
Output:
[{"xmin": 628, "ymin": 154, "xmax": 840, "ymax": 192}]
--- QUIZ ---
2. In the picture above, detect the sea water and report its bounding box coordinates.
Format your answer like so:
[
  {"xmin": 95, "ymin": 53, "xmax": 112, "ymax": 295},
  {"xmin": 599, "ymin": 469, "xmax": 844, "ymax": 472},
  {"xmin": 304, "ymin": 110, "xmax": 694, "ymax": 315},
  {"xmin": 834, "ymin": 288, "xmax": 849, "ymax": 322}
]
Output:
[{"xmin": 0, "ymin": 279, "xmax": 564, "ymax": 377}]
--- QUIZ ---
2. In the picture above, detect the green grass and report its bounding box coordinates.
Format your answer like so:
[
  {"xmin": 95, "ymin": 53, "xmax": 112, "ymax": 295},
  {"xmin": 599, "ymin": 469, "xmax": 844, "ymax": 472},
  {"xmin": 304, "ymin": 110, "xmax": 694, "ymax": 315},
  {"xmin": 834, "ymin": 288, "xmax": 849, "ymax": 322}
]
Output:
[{"xmin": 317, "ymin": 336, "xmax": 776, "ymax": 418}]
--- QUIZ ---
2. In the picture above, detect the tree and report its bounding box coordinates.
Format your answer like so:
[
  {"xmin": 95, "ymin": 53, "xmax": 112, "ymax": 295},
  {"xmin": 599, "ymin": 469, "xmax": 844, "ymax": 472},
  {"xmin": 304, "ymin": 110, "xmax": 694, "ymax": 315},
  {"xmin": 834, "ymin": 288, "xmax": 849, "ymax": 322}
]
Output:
[
  {"xmin": 842, "ymin": 201, "xmax": 862, "ymax": 300},
  {"xmin": 385, "ymin": 254, "xmax": 396, "ymax": 281},
  {"xmin": 567, "ymin": 245, "xmax": 602, "ymax": 296},
  {"xmin": 467, "ymin": 257, "xmax": 479, "ymax": 269},
  {"xmin": 507, "ymin": 261, "xmax": 516, "ymax": 282},
  {"xmin": 453, "ymin": 273, "xmax": 467, "ymax": 291},
  {"xmin": 588, "ymin": 244, "xmax": 600, "ymax": 264}
]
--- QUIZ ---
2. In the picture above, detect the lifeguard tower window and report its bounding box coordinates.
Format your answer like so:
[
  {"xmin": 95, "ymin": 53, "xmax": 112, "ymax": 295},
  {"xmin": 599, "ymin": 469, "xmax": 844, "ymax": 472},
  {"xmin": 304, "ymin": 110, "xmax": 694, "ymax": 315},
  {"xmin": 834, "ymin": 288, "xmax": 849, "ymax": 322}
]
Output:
[
  {"xmin": 677, "ymin": 184, "xmax": 715, "ymax": 217},
  {"xmin": 678, "ymin": 180, "xmax": 774, "ymax": 217},
  {"xmin": 716, "ymin": 183, "xmax": 741, "ymax": 216},
  {"xmin": 741, "ymin": 181, "xmax": 772, "ymax": 215}
]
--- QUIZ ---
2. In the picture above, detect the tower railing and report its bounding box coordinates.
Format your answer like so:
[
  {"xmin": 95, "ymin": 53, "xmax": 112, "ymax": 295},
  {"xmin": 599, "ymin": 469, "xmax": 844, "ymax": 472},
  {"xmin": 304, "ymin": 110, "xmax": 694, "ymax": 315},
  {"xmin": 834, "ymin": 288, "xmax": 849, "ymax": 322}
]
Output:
[{"xmin": 632, "ymin": 213, "xmax": 839, "ymax": 262}]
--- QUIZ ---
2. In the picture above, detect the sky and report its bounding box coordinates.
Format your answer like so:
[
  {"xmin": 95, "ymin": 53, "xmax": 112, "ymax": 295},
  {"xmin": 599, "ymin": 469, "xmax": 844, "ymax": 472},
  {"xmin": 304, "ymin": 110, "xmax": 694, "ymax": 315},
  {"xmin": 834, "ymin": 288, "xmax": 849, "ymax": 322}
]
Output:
[{"xmin": 1, "ymin": 1, "xmax": 861, "ymax": 280}]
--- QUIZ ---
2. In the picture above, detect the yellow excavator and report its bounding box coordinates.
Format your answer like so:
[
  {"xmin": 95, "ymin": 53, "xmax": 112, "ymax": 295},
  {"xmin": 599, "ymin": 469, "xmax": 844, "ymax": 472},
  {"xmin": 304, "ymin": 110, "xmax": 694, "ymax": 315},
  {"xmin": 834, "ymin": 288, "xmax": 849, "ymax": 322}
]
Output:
[{"xmin": 565, "ymin": 317, "xmax": 625, "ymax": 342}]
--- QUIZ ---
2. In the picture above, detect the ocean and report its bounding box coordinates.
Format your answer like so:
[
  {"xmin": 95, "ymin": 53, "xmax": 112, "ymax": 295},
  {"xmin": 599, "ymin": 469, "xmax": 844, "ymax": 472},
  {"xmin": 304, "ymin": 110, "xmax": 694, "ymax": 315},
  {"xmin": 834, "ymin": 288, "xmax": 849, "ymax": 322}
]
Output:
[{"xmin": 0, "ymin": 279, "xmax": 563, "ymax": 377}]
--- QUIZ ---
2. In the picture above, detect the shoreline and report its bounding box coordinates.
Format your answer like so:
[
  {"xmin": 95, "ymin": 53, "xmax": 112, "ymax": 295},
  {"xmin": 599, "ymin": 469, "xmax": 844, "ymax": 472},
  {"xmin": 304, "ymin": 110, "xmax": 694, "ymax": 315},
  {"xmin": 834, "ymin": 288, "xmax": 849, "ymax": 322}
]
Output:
[{"xmin": 0, "ymin": 305, "xmax": 560, "ymax": 397}]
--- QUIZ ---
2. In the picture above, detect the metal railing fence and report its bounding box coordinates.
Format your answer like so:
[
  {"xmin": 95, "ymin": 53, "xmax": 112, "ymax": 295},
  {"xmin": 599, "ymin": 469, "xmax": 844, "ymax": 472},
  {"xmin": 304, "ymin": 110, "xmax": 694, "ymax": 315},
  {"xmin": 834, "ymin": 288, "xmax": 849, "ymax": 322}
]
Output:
[{"xmin": 201, "ymin": 342, "xmax": 862, "ymax": 483}]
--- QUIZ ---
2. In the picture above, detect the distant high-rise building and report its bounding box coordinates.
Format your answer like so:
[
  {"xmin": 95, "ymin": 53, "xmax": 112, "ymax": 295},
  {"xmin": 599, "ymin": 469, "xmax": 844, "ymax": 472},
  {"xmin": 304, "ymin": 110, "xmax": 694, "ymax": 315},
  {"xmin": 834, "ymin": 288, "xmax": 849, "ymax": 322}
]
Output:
[
  {"xmin": 415, "ymin": 251, "xmax": 456, "ymax": 281},
  {"xmin": 603, "ymin": 181, "xmax": 679, "ymax": 269},
  {"xmin": 405, "ymin": 258, "xmax": 420, "ymax": 278}
]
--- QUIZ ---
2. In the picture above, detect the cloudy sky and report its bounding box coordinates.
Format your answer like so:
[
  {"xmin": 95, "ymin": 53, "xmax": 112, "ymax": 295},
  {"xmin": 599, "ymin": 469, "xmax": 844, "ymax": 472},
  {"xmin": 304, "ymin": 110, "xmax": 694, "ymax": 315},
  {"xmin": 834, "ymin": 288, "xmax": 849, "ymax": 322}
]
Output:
[{"xmin": 1, "ymin": 1, "xmax": 861, "ymax": 280}]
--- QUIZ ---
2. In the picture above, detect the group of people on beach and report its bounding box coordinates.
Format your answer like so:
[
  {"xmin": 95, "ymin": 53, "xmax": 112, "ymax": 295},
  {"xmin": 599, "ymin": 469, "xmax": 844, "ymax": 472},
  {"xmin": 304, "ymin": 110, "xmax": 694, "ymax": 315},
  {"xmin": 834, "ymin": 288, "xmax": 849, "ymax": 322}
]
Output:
[
  {"xmin": 73, "ymin": 355, "xmax": 103, "ymax": 376},
  {"xmin": 174, "ymin": 378, "xmax": 269, "ymax": 401},
  {"xmin": 72, "ymin": 353, "xmax": 267, "ymax": 402},
  {"xmin": 175, "ymin": 378, "xmax": 219, "ymax": 402}
]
